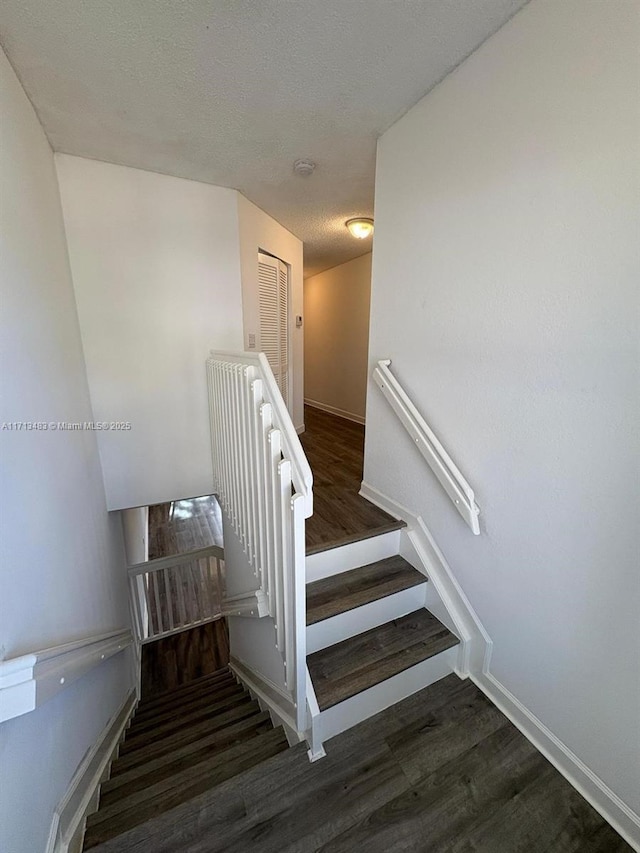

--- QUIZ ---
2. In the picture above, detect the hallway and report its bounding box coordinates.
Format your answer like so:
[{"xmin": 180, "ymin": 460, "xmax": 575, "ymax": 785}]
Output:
[{"xmin": 301, "ymin": 405, "xmax": 403, "ymax": 554}]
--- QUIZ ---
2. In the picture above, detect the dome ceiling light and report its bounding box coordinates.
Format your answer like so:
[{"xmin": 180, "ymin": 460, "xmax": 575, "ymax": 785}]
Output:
[{"xmin": 346, "ymin": 217, "xmax": 374, "ymax": 239}]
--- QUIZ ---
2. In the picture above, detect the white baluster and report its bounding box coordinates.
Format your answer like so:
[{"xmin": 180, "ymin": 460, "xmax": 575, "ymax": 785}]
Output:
[
  {"xmin": 269, "ymin": 429, "xmax": 285, "ymax": 652},
  {"xmin": 291, "ymin": 493, "xmax": 307, "ymax": 728},
  {"xmin": 278, "ymin": 458, "xmax": 293, "ymax": 684},
  {"xmin": 260, "ymin": 402, "xmax": 275, "ymax": 613}
]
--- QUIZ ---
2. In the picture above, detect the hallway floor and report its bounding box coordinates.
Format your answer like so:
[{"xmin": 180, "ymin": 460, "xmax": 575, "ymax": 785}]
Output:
[
  {"xmin": 94, "ymin": 673, "xmax": 631, "ymax": 852},
  {"xmin": 301, "ymin": 405, "xmax": 403, "ymax": 554},
  {"xmin": 148, "ymin": 494, "xmax": 224, "ymax": 559}
]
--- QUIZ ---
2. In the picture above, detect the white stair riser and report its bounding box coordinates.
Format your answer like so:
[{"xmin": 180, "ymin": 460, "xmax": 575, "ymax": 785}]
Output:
[
  {"xmin": 317, "ymin": 646, "xmax": 460, "ymax": 743},
  {"xmin": 306, "ymin": 530, "xmax": 401, "ymax": 583},
  {"xmin": 306, "ymin": 584, "xmax": 428, "ymax": 655}
]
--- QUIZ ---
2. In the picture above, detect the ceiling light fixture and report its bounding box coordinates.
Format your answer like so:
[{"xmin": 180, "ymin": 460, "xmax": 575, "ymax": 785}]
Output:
[{"xmin": 346, "ymin": 217, "xmax": 374, "ymax": 239}]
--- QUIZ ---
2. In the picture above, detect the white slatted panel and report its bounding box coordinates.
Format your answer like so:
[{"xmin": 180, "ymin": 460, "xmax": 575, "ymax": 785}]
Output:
[
  {"xmin": 278, "ymin": 262, "xmax": 289, "ymax": 405},
  {"xmin": 258, "ymin": 253, "xmax": 289, "ymax": 406},
  {"xmin": 258, "ymin": 257, "xmax": 279, "ymax": 381}
]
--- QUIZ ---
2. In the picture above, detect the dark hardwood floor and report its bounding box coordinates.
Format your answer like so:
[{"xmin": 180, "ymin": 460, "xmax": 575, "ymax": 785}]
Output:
[
  {"xmin": 143, "ymin": 498, "xmax": 228, "ymax": 699},
  {"xmin": 141, "ymin": 621, "xmax": 230, "ymax": 700},
  {"xmin": 148, "ymin": 494, "xmax": 224, "ymax": 559},
  {"xmin": 301, "ymin": 405, "xmax": 404, "ymax": 554},
  {"xmin": 91, "ymin": 674, "xmax": 632, "ymax": 852},
  {"xmin": 306, "ymin": 555, "xmax": 426, "ymax": 625}
]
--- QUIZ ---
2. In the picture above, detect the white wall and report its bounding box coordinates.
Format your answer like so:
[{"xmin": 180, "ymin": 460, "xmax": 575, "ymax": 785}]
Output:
[
  {"xmin": 0, "ymin": 49, "xmax": 132, "ymax": 853},
  {"xmin": 365, "ymin": 0, "xmax": 639, "ymax": 821},
  {"xmin": 121, "ymin": 506, "xmax": 149, "ymax": 565},
  {"xmin": 304, "ymin": 253, "xmax": 372, "ymax": 423},
  {"xmin": 223, "ymin": 514, "xmax": 289, "ymax": 691},
  {"xmin": 237, "ymin": 194, "xmax": 305, "ymax": 432},
  {"xmin": 56, "ymin": 155, "xmax": 245, "ymax": 510}
]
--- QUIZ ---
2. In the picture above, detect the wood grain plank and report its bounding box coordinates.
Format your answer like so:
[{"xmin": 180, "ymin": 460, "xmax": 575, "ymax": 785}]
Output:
[
  {"xmin": 84, "ymin": 729, "xmax": 289, "ymax": 848},
  {"xmin": 100, "ymin": 716, "xmax": 274, "ymax": 808},
  {"xmin": 306, "ymin": 555, "xmax": 426, "ymax": 625},
  {"xmin": 133, "ymin": 670, "xmax": 235, "ymax": 719},
  {"xmin": 308, "ymin": 610, "xmax": 458, "ymax": 710},
  {"xmin": 141, "ymin": 620, "xmax": 230, "ymax": 700},
  {"xmin": 117, "ymin": 693, "xmax": 254, "ymax": 758},
  {"xmin": 128, "ymin": 683, "xmax": 241, "ymax": 735},
  {"xmin": 105, "ymin": 711, "xmax": 270, "ymax": 793},
  {"xmin": 226, "ymin": 741, "xmax": 410, "ymax": 853},
  {"xmin": 384, "ymin": 683, "xmax": 507, "ymax": 784},
  {"xmin": 86, "ymin": 680, "xmax": 631, "ymax": 853},
  {"xmin": 300, "ymin": 405, "xmax": 405, "ymax": 554},
  {"xmin": 316, "ymin": 724, "xmax": 542, "ymax": 853},
  {"xmin": 110, "ymin": 700, "xmax": 261, "ymax": 775}
]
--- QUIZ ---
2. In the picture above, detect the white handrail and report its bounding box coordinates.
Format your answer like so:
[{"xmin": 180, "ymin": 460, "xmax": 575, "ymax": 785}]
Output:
[
  {"xmin": 373, "ymin": 359, "xmax": 481, "ymax": 535},
  {"xmin": 207, "ymin": 350, "xmax": 310, "ymax": 730},
  {"xmin": 128, "ymin": 545, "xmax": 225, "ymax": 644},
  {"xmin": 0, "ymin": 629, "xmax": 132, "ymax": 723}
]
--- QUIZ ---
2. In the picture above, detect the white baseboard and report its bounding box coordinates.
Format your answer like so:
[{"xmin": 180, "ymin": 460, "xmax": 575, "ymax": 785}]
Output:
[
  {"xmin": 473, "ymin": 669, "xmax": 640, "ymax": 852},
  {"xmin": 46, "ymin": 689, "xmax": 137, "ymax": 853},
  {"xmin": 296, "ymin": 424, "xmax": 306, "ymax": 435},
  {"xmin": 304, "ymin": 398, "xmax": 365, "ymax": 426}
]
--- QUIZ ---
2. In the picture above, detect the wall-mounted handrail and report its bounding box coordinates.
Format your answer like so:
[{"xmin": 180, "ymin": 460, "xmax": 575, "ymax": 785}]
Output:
[
  {"xmin": 128, "ymin": 545, "xmax": 225, "ymax": 645},
  {"xmin": 373, "ymin": 359, "xmax": 481, "ymax": 535},
  {"xmin": 0, "ymin": 629, "xmax": 132, "ymax": 723}
]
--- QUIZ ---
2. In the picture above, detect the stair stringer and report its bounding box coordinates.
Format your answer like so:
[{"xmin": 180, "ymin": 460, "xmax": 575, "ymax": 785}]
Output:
[
  {"xmin": 359, "ymin": 482, "xmax": 492, "ymax": 677},
  {"xmin": 229, "ymin": 656, "xmax": 305, "ymax": 748}
]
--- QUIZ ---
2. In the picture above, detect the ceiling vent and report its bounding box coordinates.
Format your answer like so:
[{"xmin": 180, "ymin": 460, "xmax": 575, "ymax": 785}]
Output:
[{"xmin": 293, "ymin": 159, "xmax": 316, "ymax": 177}]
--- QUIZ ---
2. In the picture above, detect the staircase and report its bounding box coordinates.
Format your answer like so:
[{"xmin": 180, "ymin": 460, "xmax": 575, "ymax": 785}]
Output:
[
  {"xmin": 83, "ymin": 667, "xmax": 289, "ymax": 850},
  {"xmin": 304, "ymin": 527, "xmax": 461, "ymax": 755}
]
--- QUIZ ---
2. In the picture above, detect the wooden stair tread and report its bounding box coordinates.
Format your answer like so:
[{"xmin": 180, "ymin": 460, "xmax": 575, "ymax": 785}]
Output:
[
  {"xmin": 305, "ymin": 518, "xmax": 405, "ymax": 556},
  {"xmin": 129, "ymin": 681, "xmax": 241, "ymax": 733},
  {"xmin": 306, "ymin": 555, "xmax": 426, "ymax": 625},
  {"xmin": 136, "ymin": 667, "xmax": 234, "ymax": 711},
  {"xmin": 111, "ymin": 699, "xmax": 261, "ymax": 774},
  {"xmin": 100, "ymin": 711, "xmax": 273, "ymax": 806},
  {"xmin": 118, "ymin": 691, "xmax": 252, "ymax": 756},
  {"xmin": 307, "ymin": 609, "xmax": 459, "ymax": 710},
  {"xmin": 83, "ymin": 727, "xmax": 289, "ymax": 849}
]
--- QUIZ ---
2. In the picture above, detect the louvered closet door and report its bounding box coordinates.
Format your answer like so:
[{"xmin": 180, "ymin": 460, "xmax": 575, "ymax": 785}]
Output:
[{"xmin": 258, "ymin": 252, "xmax": 289, "ymax": 406}]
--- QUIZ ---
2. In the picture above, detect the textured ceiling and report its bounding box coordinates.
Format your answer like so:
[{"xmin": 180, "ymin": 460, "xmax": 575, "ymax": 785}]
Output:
[{"xmin": 1, "ymin": 0, "xmax": 527, "ymax": 276}]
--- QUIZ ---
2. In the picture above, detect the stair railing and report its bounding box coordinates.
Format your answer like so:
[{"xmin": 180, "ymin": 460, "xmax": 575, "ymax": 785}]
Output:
[
  {"xmin": 206, "ymin": 351, "xmax": 312, "ymax": 731},
  {"xmin": 373, "ymin": 359, "xmax": 481, "ymax": 535},
  {"xmin": 128, "ymin": 545, "xmax": 225, "ymax": 643}
]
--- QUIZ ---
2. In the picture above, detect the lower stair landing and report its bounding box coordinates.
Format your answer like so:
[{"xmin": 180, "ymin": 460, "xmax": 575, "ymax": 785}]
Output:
[
  {"xmin": 80, "ymin": 676, "xmax": 631, "ymax": 853},
  {"xmin": 83, "ymin": 667, "xmax": 289, "ymax": 850}
]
